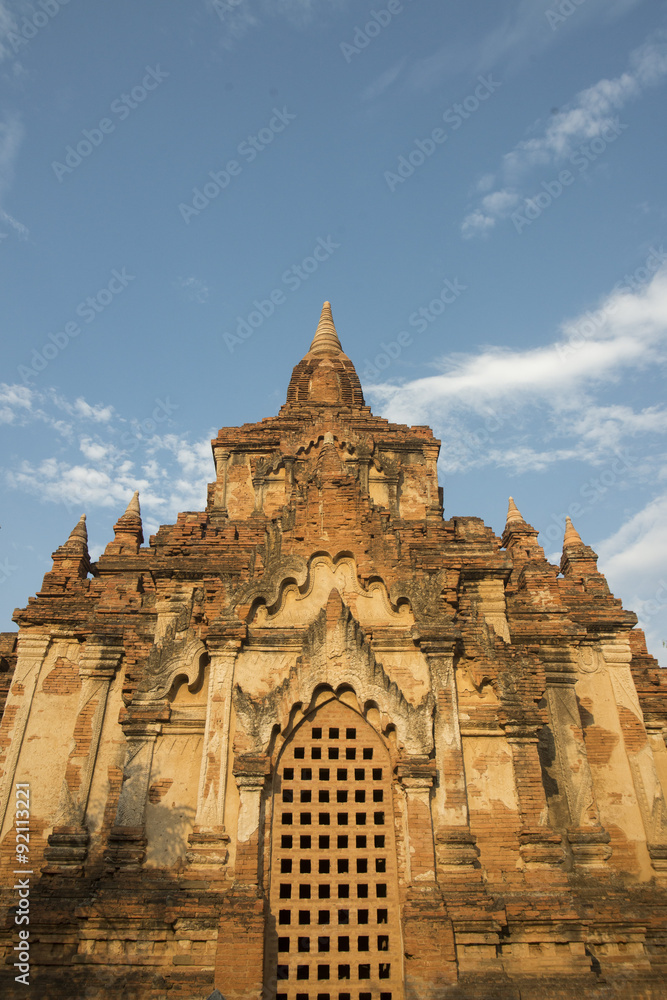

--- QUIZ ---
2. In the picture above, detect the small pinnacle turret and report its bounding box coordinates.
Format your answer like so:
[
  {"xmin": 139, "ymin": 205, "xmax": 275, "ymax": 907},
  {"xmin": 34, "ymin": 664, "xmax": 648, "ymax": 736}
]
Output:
[
  {"xmin": 39, "ymin": 514, "xmax": 90, "ymax": 591},
  {"xmin": 563, "ymin": 515, "xmax": 584, "ymax": 548},
  {"xmin": 560, "ymin": 515, "xmax": 603, "ymax": 580},
  {"xmin": 125, "ymin": 491, "xmax": 141, "ymax": 518},
  {"xmin": 506, "ymin": 496, "xmax": 524, "ymax": 527},
  {"xmin": 104, "ymin": 491, "xmax": 144, "ymax": 555},
  {"xmin": 67, "ymin": 514, "xmax": 88, "ymax": 549},
  {"xmin": 501, "ymin": 497, "xmax": 545, "ymax": 561}
]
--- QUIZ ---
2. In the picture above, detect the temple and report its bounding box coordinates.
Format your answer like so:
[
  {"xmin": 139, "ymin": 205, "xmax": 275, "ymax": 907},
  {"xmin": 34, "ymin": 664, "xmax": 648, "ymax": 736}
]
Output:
[{"xmin": 1, "ymin": 302, "xmax": 667, "ymax": 999}]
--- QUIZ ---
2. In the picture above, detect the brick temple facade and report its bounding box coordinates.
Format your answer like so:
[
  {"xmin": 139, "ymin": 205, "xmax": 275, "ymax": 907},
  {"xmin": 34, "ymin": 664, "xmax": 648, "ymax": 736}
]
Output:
[{"xmin": 1, "ymin": 302, "xmax": 667, "ymax": 999}]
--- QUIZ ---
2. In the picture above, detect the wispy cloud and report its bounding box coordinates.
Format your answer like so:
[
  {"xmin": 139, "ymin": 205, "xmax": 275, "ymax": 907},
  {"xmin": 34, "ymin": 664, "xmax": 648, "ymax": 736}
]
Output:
[
  {"xmin": 366, "ymin": 261, "xmax": 667, "ymax": 474},
  {"xmin": 0, "ymin": 0, "xmax": 18, "ymax": 64},
  {"xmin": 361, "ymin": 57, "xmax": 407, "ymax": 102},
  {"xmin": 175, "ymin": 275, "xmax": 210, "ymax": 303},
  {"xmin": 1, "ymin": 385, "xmax": 214, "ymax": 533},
  {"xmin": 0, "ymin": 382, "xmax": 31, "ymax": 424},
  {"xmin": 204, "ymin": 0, "xmax": 346, "ymax": 47},
  {"xmin": 461, "ymin": 29, "xmax": 667, "ymax": 238},
  {"xmin": 597, "ymin": 493, "xmax": 667, "ymax": 660},
  {"xmin": 0, "ymin": 109, "xmax": 23, "ymax": 198},
  {"xmin": 0, "ymin": 384, "xmax": 115, "ymax": 429},
  {"xmin": 406, "ymin": 0, "xmax": 647, "ymax": 93},
  {"xmin": 0, "ymin": 107, "xmax": 28, "ymax": 240}
]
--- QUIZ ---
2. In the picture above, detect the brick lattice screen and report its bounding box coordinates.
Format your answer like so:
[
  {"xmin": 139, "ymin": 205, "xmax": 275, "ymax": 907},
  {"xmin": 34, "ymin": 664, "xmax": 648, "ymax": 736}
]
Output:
[{"xmin": 267, "ymin": 699, "xmax": 403, "ymax": 1000}]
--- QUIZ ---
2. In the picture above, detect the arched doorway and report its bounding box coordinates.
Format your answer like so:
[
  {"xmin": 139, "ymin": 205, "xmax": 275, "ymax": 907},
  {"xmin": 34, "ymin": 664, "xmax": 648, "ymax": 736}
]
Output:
[{"xmin": 266, "ymin": 697, "xmax": 404, "ymax": 1000}]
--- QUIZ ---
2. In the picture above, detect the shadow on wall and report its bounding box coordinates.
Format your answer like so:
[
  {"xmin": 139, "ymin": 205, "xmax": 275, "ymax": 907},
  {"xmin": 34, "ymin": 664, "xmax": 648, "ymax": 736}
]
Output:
[{"xmin": 144, "ymin": 796, "xmax": 196, "ymax": 868}]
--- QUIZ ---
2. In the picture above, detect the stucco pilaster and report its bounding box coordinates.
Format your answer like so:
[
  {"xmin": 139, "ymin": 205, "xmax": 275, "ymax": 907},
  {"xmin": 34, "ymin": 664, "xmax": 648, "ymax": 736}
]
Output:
[
  {"xmin": 187, "ymin": 639, "xmax": 240, "ymax": 865},
  {"xmin": 604, "ymin": 639, "xmax": 667, "ymax": 875},
  {"xmin": 423, "ymin": 640, "xmax": 479, "ymax": 870},
  {"xmin": 233, "ymin": 754, "xmax": 269, "ymax": 888},
  {"xmin": 543, "ymin": 645, "xmax": 611, "ymax": 867},
  {"xmin": 0, "ymin": 633, "xmax": 51, "ymax": 837},
  {"xmin": 104, "ymin": 716, "xmax": 162, "ymax": 870},
  {"xmin": 43, "ymin": 638, "xmax": 123, "ymax": 871}
]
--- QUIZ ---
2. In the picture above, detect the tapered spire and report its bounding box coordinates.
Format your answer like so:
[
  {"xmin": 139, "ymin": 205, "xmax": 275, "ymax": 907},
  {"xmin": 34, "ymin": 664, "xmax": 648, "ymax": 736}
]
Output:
[
  {"xmin": 563, "ymin": 515, "xmax": 584, "ymax": 548},
  {"xmin": 125, "ymin": 491, "xmax": 141, "ymax": 518},
  {"xmin": 40, "ymin": 514, "xmax": 90, "ymax": 590},
  {"xmin": 308, "ymin": 301, "xmax": 343, "ymax": 356},
  {"xmin": 506, "ymin": 496, "xmax": 524, "ymax": 527},
  {"xmin": 104, "ymin": 491, "xmax": 144, "ymax": 555},
  {"xmin": 560, "ymin": 516, "xmax": 601, "ymax": 578},
  {"xmin": 66, "ymin": 514, "xmax": 88, "ymax": 549},
  {"xmin": 501, "ymin": 496, "xmax": 544, "ymax": 559}
]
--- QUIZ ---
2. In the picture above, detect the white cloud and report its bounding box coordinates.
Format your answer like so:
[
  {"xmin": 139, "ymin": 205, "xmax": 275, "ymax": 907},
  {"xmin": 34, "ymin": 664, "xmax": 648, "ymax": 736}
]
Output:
[
  {"xmin": 366, "ymin": 261, "xmax": 667, "ymax": 473},
  {"xmin": 79, "ymin": 437, "xmax": 114, "ymax": 462},
  {"xmin": 481, "ymin": 189, "xmax": 519, "ymax": 214},
  {"xmin": 71, "ymin": 397, "xmax": 114, "ymax": 423},
  {"xmin": 0, "ymin": 382, "xmax": 32, "ymax": 423},
  {"xmin": 462, "ymin": 190, "xmax": 519, "ymax": 238},
  {"xmin": 1, "ymin": 385, "xmax": 215, "ymax": 531},
  {"xmin": 598, "ymin": 493, "xmax": 667, "ymax": 578},
  {"xmin": 461, "ymin": 29, "xmax": 667, "ymax": 237},
  {"xmin": 461, "ymin": 209, "xmax": 496, "ymax": 240},
  {"xmin": 596, "ymin": 493, "xmax": 667, "ymax": 663}
]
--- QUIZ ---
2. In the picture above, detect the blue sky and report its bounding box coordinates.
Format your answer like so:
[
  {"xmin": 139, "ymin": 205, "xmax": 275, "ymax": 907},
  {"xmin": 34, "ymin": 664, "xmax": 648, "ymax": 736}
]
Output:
[{"xmin": 1, "ymin": 0, "xmax": 666, "ymax": 664}]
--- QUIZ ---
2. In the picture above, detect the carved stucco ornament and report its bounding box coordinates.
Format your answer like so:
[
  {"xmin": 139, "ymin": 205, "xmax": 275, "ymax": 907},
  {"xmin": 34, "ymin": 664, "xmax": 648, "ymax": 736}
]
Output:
[
  {"xmin": 136, "ymin": 626, "xmax": 207, "ymax": 701},
  {"xmin": 234, "ymin": 589, "xmax": 434, "ymax": 758},
  {"xmin": 578, "ymin": 645, "xmax": 602, "ymax": 674},
  {"xmin": 390, "ymin": 570, "xmax": 459, "ymax": 636}
]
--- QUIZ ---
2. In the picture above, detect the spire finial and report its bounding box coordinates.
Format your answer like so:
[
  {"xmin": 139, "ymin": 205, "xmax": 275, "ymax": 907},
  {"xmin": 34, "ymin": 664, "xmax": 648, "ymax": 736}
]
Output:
[
  {"xmin": 125, "ymin": 491, "xmax": 141, "ymax": 518},
  {"xmin": 106, "ymin": 490, "xmax": 144, "ymax": 554},
  {"xmin": 564, "ymin": 515, "xmax": 584, "ymax": 548},
  {"xmin": 506, "ymin": 496, "xmax": 524, "ymax": 526},
  {"xmin": 68, "ymin": 514, "xmax": 88, "ymax": 546},
  {"xmin": 309, "ymin": 301, "xmax": 343, "ymax": 356}
]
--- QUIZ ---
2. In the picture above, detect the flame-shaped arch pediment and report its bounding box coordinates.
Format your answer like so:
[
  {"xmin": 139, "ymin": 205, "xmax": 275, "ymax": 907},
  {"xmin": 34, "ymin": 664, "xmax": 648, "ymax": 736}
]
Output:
[
  {"xmin": 248, "ymin": 554, "xmax": 414, "ymax": 630},
  {"xmin": 234, "ymin": 590, "xmax": 433, "ymax": 758}
]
